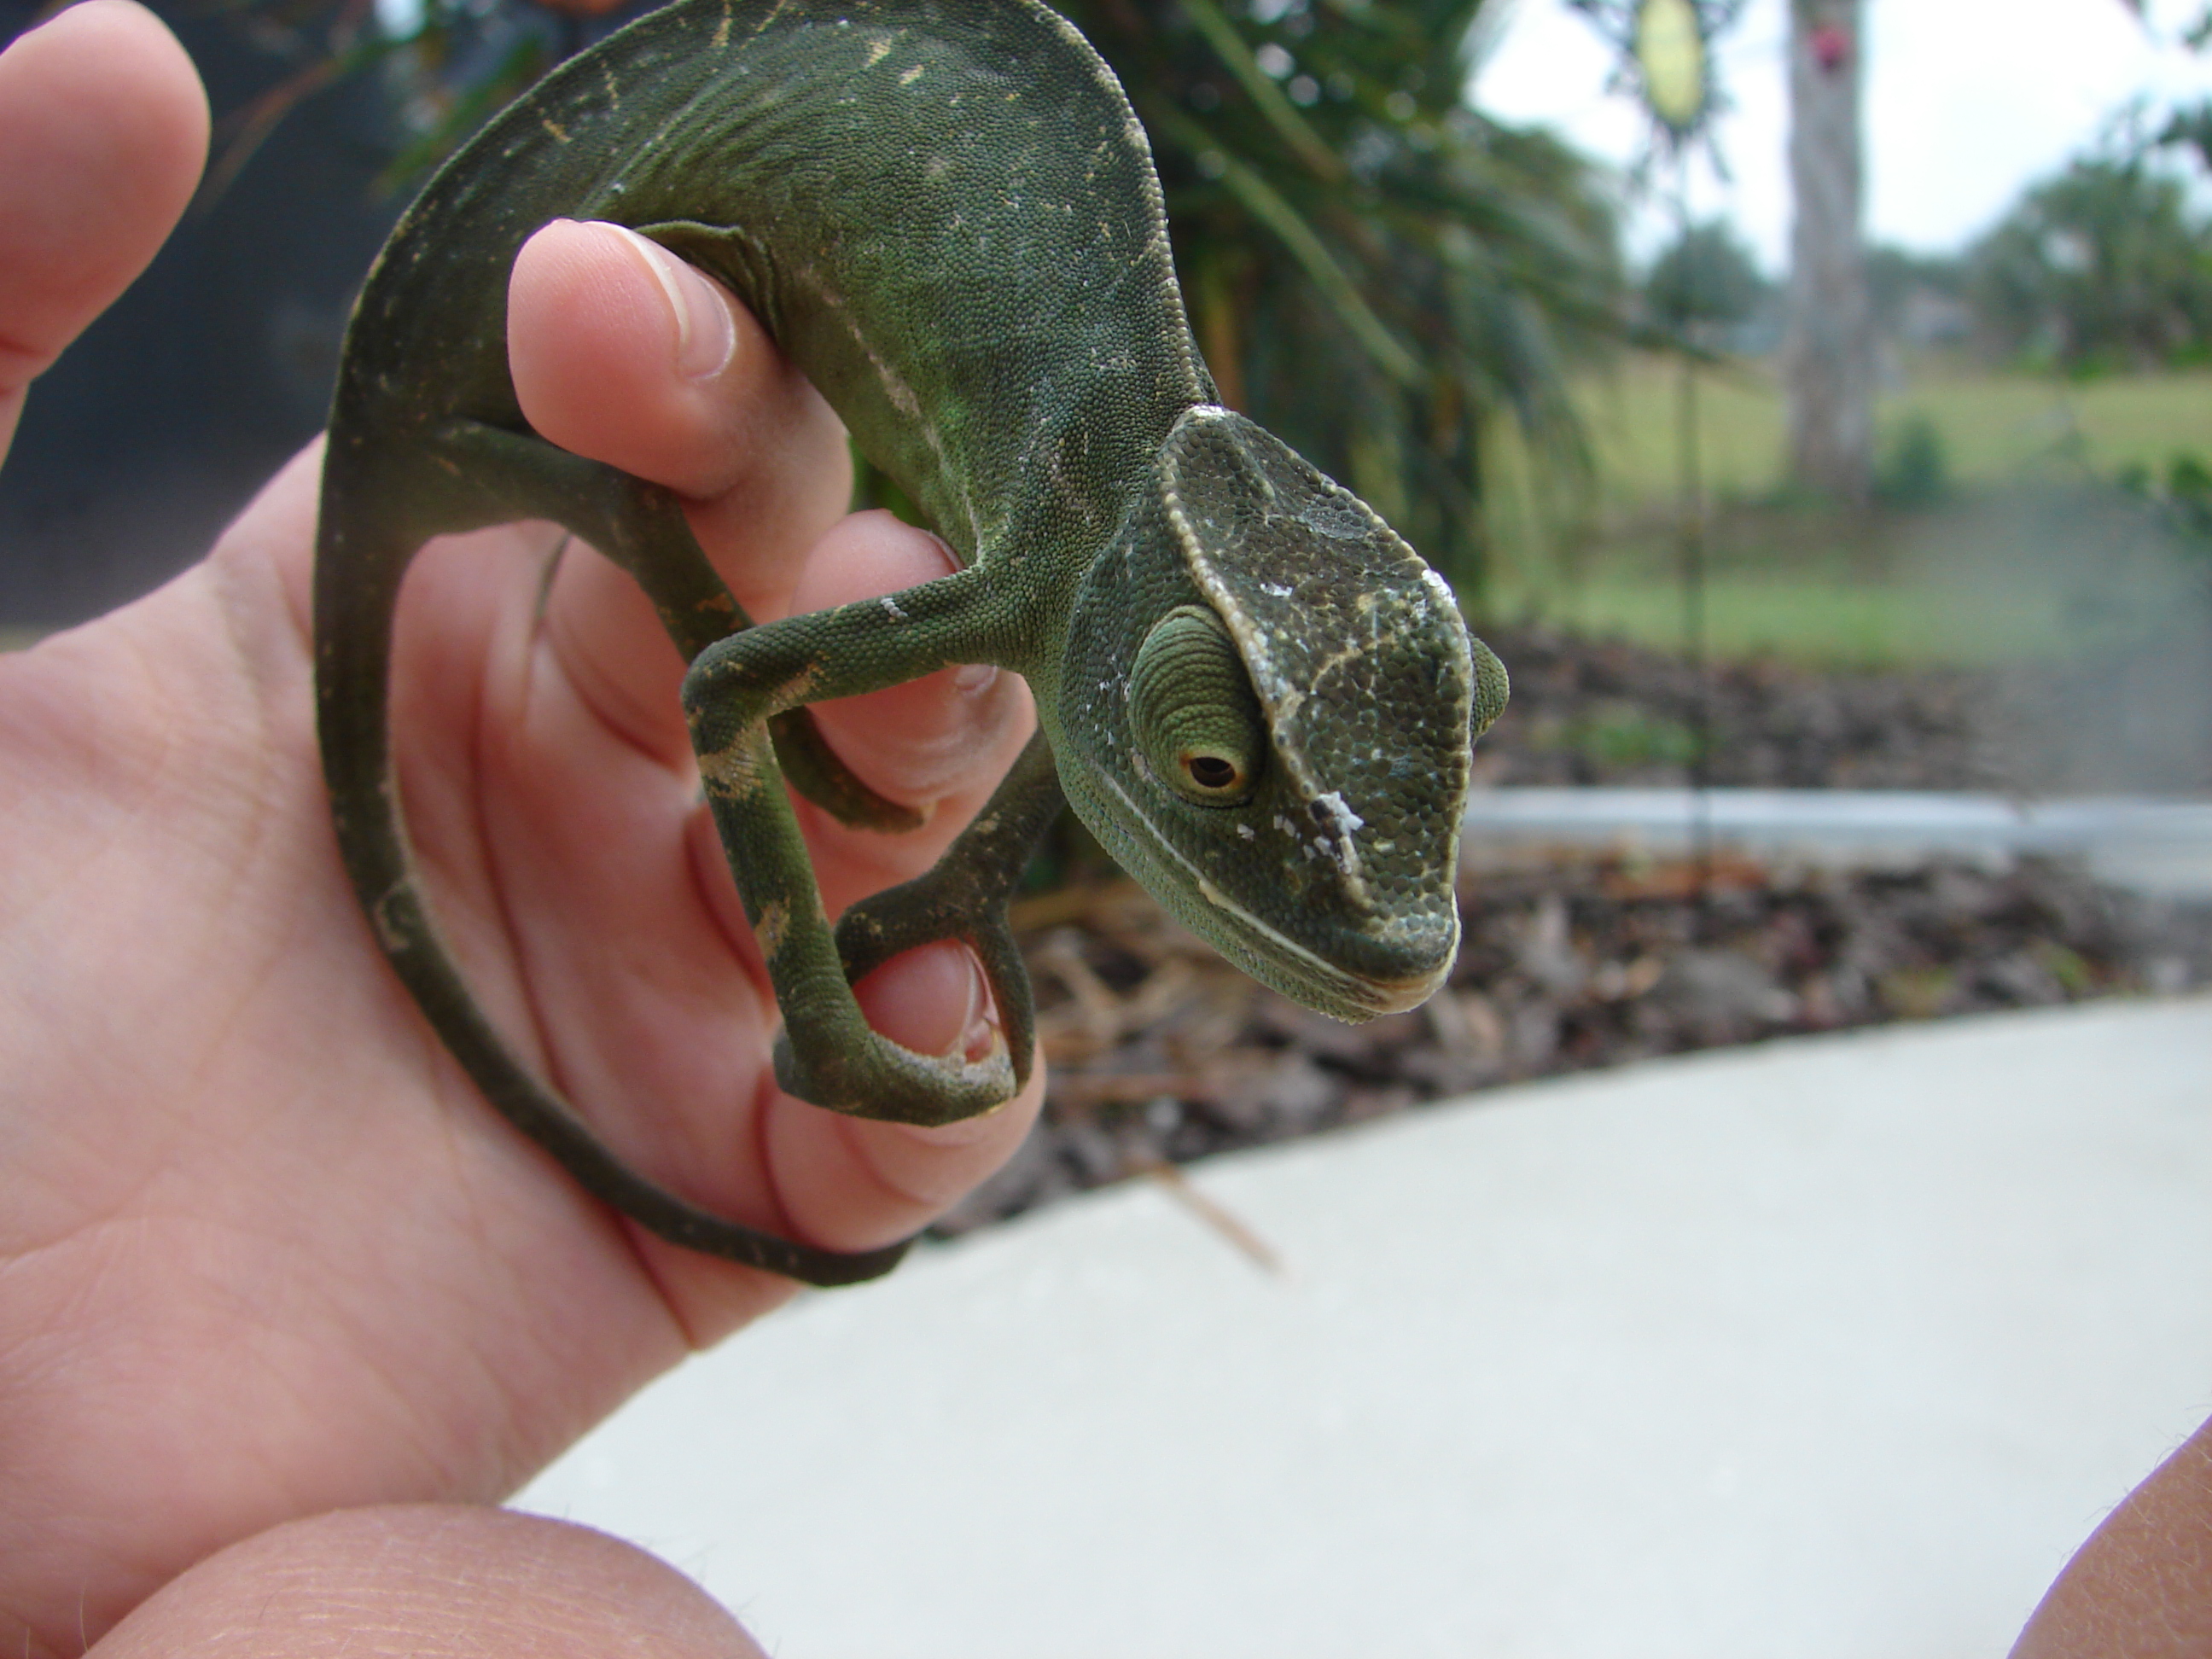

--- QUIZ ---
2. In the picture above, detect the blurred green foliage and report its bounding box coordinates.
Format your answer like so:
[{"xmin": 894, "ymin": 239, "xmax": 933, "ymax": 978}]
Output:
[
  {"xmin": 1538, "ymin": 703, "xmax": 1701, "ymax": 768},
  {"xmin": 2114, "ymin": 448, "xmax": 2212, "ymax": 565},
  {"xmin": 1873, "ymin": 411, "xmax": 1948, "ymax": 507},
  {"xmin": 1050, "ymin": 0, "xmax": 1626, "ymax": 601},
  {"xmin": 1640, "ymin": 217, "xmax": 1768, "ymax": 351},
  {"xmin": 1964, "ymin": 154, "xmax": 2212, "ymax": 375}
]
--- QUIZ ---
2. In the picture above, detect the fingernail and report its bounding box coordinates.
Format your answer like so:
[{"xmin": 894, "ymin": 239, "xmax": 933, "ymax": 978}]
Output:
[
  {"xmin": 951, "ymin": 948, "xmax": 1001, "ymax": 1063},
  {"xmin": 619, "ymin": 224, "xmax": 737, "ymax": 381}
]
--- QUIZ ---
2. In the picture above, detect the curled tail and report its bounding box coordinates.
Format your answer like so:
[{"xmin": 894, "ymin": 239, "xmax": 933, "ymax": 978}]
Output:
[{"xmin": 312, "ymin": 454, "xmax": 913, "ymax": 1287}]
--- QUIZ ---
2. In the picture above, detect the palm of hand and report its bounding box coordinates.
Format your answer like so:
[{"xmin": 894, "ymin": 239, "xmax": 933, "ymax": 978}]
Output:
[{"xmin": 0, "ymin": 12, "xmax": 1038, "ymax": 1653}]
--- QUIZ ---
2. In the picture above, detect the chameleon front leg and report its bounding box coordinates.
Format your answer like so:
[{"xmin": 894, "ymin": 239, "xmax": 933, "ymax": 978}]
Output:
[
  {"xmin": 681, "ymin": 568, "xmax": 1033, "ymax": 1126},
  {"xmin": 435, "ymin": 419, "xmax": 923, "ymax": 833},
  {"xmin": 817, "ymin": 728, "xmax": 1065, "ymax": 1104}
]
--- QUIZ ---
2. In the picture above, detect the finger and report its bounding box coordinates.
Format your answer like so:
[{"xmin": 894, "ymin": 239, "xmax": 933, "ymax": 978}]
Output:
[
  {"xmin": 0, "ymin": 0, "xmax": 207, "ymax": 463},
  {"xmin": 803, "ymin": 938, "xmax": 1047, "ymax": 1214},
  {"xmin": 504, "ymin": 218, "xmax": 852, "ymax": 777},
  {"xmin": 507, "ymin": 218, "xmax": 1033, "ymax": 846},
  {"xmin": 496, "ymin": 215, "xmax": 1045, "ymax": 1308},
  {"xmin": 91, "ymin": 1506, "xmax": 764, "ymax": 1659},
  {"xmin": 509, "ymin": 217, "xmax": 850, "ymax": 614},
  {"xmin": 642, "ymin": 917, "xmax": 1048, "ymax": 1333},
  {"xmin": 783, "ymin": 510, "xmax": 1034, "ymax": 892},
  {"xmin": 2011, "ymin": 1410, "xmax": 2212, "ymax": 1656}
]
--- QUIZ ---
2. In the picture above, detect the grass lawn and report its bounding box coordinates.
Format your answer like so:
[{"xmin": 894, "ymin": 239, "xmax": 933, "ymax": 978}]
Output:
[
  {"xmin": 1479, "ymin": 354, "xmax": 2212, "ymax": 668},
  {"xmin": 1574, "ymin": 354, "xmax": 2212, "ymax": 504}
]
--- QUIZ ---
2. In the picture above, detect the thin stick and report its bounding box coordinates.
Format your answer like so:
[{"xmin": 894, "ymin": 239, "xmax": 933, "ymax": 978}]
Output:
[{"xmin": 1138, "ymin": 1159, "xmax": 1284, "ymax": 1277}]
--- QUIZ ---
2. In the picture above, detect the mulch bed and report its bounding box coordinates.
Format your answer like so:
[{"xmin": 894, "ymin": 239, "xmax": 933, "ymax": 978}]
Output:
[{"xmin": 933, "ymin": 625, "xmax": 2212, "ymax": 1238}]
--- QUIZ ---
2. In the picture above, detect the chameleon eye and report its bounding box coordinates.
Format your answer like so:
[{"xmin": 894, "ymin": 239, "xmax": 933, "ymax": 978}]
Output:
[
  {"xmin": 1470, "ymin": 635, "xmax": 1511, "ymax": 739},
  {"xmin": 1128, "ymin": 606, "xmax": 1265, "ymax": 808}
]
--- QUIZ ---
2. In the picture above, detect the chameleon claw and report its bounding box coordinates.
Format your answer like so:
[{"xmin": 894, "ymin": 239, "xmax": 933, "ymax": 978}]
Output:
[{"xmin": 770, "ymin": 1026, "xmax": 1018, "ymax": 1126}]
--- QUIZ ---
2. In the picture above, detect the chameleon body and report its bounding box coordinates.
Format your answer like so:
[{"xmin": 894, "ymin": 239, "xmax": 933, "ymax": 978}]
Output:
[{"xmin": 316, "ymin": 0, "xmax": 1507, "ymax": 1286}]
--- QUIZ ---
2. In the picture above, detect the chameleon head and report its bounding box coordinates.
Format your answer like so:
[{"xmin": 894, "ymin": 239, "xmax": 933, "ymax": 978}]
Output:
[{"xmin": 1055, "ymin": 405, "xmax": 1507, "ymax": 1022}]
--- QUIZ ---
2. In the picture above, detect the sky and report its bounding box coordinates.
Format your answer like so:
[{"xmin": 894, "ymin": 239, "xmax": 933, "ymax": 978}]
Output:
[{"xmin": 1469, "ymin": 0, "xmax": 2212, "ymax": 270}]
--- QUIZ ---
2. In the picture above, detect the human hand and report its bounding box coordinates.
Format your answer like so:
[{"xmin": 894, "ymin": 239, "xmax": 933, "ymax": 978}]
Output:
[{"xmin": 0, "ymin": 5, "xmax": 1039, "ymax": 1654}]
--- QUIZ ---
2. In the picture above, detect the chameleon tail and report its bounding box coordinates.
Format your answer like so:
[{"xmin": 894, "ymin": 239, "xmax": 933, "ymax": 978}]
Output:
[{"xmin": 312, "ymin": 458, "xmax": 913, "ymax": 1287}]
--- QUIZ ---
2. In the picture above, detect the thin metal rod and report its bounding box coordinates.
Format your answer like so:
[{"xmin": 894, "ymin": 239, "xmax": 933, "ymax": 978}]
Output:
[{"xmin": 1669, "ymin": 158, "xmax": 1714, "ymax": 899}]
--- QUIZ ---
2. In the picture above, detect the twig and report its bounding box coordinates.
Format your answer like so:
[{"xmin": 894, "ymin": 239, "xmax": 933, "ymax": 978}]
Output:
[{"xmin": 1137, "ymin": 1158, "xmax": 1284, "ymax": 1277}]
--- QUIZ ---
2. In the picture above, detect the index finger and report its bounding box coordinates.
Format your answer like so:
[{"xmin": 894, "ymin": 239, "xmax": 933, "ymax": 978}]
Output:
[{"xmin": 505, "ymin": 217, "xmax": 1036, "ymax": 845}]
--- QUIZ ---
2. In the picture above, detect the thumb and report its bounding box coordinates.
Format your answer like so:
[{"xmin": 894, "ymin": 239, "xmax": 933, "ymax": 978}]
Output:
[{"xmin": 0, "ymin": 0, "xmax": 208, "ymax": 463}]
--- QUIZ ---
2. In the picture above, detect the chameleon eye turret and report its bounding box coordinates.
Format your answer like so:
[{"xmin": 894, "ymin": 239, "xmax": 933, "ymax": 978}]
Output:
[
  {"xmin": 1128, "ymin": 606, "xmax": 1266, "ymax": 806},
  {"xmin": 315, "ymin": 0, "xmax": 1505, "ymax": 1286},
  {"xmin": 1472, "ymin": 635, "xmax": 1511, "ymax": 740}
]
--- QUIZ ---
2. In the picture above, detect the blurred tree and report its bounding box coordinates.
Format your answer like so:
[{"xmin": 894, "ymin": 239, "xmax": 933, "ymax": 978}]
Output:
[
  {"xmin": 218, "ymin": 0, "xmax": 1627, "ymax": 603},
  {"xmin": 1864, "ymin": 244, "xmax": 1967, "ymax": 346},
  {"xmin": 2132, "ymin": 0, "xmax": 2212, "ymax": 166},
  {"xmin": 1643, "ymin": 217, "xmax": 1767, "ymax": 342},
  {"xmin": 1783, "ymin": 0, "xmax": 1871, "ymax": 506},
  {"xmin": 1966, "ymin": 154, "xmax": 2212, "ymax": 371}
]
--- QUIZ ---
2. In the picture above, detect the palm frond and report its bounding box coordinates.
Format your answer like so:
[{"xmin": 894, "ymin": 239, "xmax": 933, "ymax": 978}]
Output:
[{"xmin": 1062, "ymin": 0, "xmax": 1625, "ymax": 598}]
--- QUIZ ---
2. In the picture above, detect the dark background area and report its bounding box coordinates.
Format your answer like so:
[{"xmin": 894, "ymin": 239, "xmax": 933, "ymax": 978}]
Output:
[{"xmin": 0, "ymin": 0, "xmax": 401, "ymax": 627}]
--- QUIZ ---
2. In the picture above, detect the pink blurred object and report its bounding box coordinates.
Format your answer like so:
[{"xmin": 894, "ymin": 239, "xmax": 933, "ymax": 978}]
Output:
[{"xmin": 1810, "ymin": 20, "xmax": 1851, "ymax": 73}]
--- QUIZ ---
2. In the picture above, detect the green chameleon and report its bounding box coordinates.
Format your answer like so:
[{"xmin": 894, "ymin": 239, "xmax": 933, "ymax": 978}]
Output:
[{"xmin": 316, "ymin": 0, "xmax": 1508, "ymax": 1287}]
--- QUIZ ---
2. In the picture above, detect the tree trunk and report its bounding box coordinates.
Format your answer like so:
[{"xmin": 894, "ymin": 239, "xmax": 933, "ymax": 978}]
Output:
[{"xmin": 1784, "ymin": 0, "xmax": 1873, "ymax": 505}]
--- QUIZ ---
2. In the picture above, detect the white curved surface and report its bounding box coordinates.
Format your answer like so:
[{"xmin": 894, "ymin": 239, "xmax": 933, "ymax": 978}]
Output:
[{"xmin": 516, "ymin": 996, "xmax": 2212, "ymax": 1659}]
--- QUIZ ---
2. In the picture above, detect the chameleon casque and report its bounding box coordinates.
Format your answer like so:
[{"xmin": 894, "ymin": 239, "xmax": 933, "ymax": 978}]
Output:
[{"xmin": 316, "ymin": 0, "xmax": 1508, "ymax": 1286}]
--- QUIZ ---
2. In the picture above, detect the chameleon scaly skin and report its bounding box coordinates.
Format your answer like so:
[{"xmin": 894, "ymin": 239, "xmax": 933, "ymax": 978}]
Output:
[{"xmin": 316, "ymin": 0, "xmax": 1507, "ymax": 1286}]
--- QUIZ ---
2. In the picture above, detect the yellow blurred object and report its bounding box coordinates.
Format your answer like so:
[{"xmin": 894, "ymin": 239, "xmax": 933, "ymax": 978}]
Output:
[{"xmin": 1633, "ymin": 0, "xmax": 1707, "ymax": 134}]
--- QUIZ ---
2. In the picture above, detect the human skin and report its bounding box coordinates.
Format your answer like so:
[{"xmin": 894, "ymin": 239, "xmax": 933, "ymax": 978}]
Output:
[
  {"xmin": 0, "ymin": 3, "xmax": 1038, "ymax": 1654},
  {"xmin": 2011, "ymin": 1414, "xmax": 2212, "ymax": 1658}
]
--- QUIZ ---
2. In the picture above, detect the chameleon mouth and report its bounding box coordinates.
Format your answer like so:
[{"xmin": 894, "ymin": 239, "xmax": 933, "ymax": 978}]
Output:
[
  {"xmin": 1191, "ymin": 875, "xmax": 1458, "ymax": 1022},
  {"xmin": 1087, "ymin": 769, "xmax": 1457, "ymax": 1023},
  {"xmin": 1194, "ymin": 876, "xmax": 1451, "ymax": 1022}
]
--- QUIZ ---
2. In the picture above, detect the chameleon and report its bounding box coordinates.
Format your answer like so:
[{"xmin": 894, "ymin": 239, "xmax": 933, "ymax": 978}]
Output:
[{"xmin": 315, "ymin": 0, "xmax": 1508, "ymax": 1288}]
